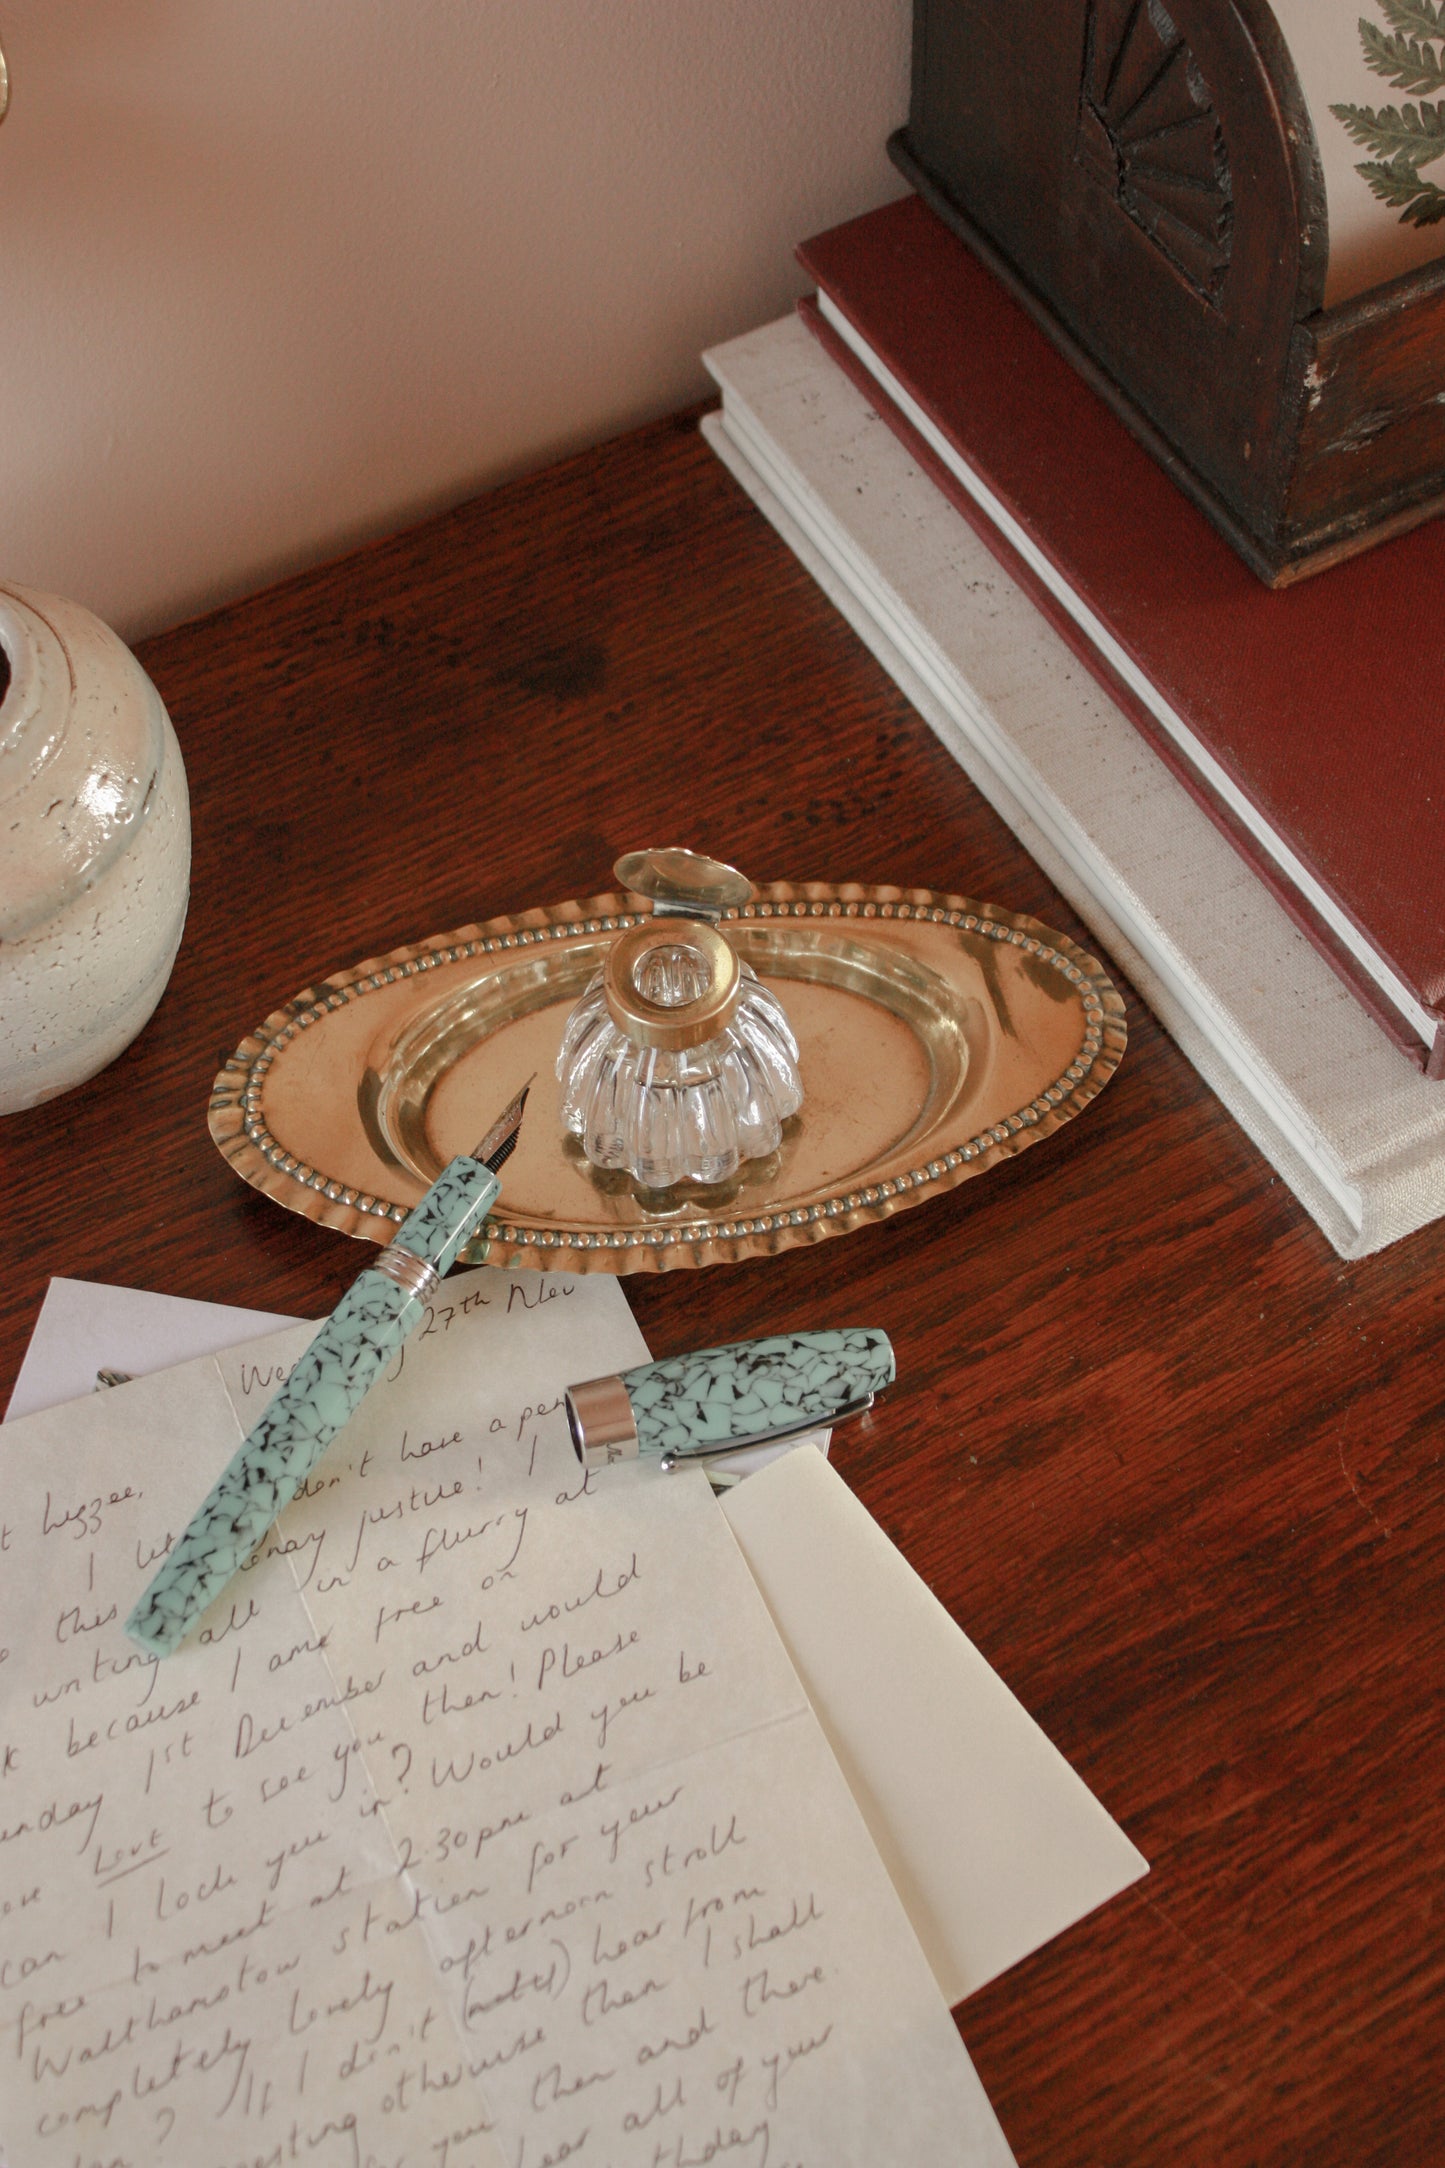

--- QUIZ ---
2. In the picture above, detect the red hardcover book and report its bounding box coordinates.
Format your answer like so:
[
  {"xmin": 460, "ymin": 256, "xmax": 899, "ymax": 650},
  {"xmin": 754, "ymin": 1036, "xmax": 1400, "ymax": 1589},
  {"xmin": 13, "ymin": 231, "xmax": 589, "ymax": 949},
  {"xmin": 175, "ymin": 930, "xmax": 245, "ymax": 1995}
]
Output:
[{"xmin": 797, "ymin": 194, "xmax": 1445, "ymax": 1075}]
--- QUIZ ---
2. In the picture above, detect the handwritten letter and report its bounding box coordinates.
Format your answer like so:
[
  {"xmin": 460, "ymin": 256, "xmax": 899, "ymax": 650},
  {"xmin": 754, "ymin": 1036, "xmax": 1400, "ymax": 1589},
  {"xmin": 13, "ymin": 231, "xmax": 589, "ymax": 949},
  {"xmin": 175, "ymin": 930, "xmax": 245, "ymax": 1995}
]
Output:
[{"xmin": 0, "ymin": 1270, "xmax": 1011, "ymax": 2165}]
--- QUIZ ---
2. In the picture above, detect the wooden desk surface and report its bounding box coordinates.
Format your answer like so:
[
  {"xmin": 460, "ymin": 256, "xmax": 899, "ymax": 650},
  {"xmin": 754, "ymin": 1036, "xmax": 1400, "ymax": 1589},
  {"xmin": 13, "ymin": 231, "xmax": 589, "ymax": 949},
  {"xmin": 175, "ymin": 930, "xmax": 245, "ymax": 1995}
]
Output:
[{"xmin": 5, "ymin": 412, "xmax": 1443, "ymax": 2166}]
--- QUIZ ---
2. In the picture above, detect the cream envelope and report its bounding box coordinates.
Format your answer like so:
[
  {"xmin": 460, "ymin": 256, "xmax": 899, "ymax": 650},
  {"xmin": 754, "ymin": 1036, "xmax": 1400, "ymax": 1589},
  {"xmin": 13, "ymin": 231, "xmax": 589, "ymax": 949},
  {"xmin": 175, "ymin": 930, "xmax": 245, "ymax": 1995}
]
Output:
[{"xmin": 721, "ymin": 1443, "xmax": 1148, "ymax": 2003}]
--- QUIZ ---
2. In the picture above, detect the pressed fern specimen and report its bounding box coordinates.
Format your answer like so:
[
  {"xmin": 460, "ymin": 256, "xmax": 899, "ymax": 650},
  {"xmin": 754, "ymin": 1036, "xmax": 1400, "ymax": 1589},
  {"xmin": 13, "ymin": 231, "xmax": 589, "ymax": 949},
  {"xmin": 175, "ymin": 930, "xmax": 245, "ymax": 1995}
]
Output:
[{"xmin": 1331, "ymin": 0, "xmax": 1445, "ymax": 224}]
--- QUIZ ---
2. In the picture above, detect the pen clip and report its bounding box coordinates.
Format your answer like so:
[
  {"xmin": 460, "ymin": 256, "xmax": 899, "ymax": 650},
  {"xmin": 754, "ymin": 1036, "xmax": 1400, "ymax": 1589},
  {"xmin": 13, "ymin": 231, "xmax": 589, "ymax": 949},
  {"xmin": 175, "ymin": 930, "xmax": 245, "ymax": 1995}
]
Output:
[{"xmin": 656, "ymin": 1393, "xmax": 877, "ymax": 1472}]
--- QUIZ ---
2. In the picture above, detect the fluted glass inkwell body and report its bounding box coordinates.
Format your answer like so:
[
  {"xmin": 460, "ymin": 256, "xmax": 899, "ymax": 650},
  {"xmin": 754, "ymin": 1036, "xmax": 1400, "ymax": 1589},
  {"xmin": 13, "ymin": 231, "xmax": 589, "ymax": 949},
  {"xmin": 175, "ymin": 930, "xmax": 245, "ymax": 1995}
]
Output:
[{"xmin": 556, "ymin": 850, "xmax": 803, "ymax": 1190}]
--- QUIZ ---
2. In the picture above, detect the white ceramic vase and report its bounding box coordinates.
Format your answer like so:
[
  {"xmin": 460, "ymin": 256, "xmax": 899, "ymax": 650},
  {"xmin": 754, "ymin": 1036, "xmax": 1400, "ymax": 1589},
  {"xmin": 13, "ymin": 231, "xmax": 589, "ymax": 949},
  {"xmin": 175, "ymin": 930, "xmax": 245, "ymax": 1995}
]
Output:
[{"xmin": 0, "ymin": 583, "xmax": 190, "ymax": 1112}]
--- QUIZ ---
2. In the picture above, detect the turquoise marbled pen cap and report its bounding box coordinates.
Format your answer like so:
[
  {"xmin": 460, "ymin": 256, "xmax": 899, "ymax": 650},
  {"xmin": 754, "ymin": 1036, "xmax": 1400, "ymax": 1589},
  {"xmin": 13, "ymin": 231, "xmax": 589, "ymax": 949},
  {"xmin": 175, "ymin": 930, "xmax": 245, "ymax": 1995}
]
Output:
[{"xmin": 564, "ymin": 1328, "xmax": 895, "ymax": 1472}]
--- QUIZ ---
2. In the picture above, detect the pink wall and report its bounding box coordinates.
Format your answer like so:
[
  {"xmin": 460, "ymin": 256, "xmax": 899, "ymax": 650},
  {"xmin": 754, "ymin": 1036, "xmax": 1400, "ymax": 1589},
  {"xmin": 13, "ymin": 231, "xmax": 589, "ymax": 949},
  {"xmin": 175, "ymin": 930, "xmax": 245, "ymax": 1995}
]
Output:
[{"xmin": 0, "ymin": 3, "xmax": 909, "ymax": 638}]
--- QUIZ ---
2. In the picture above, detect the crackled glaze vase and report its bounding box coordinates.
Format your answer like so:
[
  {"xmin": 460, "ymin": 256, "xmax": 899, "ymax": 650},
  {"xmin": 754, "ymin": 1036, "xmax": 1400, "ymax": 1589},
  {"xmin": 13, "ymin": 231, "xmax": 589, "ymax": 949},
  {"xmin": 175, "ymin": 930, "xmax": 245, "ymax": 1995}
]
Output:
[{"xmin": 0, "ymin": 584, "xmax": 190, "ymax": 1112}]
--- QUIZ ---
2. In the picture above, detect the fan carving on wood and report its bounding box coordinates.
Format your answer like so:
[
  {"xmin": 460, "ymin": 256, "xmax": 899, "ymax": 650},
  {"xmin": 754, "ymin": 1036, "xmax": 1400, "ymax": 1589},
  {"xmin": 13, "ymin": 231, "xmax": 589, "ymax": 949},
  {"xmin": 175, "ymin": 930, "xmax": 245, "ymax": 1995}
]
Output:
[{"xmin": 1077, "ymin": 0, "xmax": 1234, "ymax": 301}]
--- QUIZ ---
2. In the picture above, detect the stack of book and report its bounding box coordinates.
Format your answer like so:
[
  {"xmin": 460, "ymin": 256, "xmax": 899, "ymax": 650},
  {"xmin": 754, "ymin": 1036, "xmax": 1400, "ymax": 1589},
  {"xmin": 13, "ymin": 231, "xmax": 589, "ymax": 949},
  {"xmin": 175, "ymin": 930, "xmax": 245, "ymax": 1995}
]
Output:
[{"xmin": 701, "ymin": 196, "xmax": 1445, "ymax": 1259}]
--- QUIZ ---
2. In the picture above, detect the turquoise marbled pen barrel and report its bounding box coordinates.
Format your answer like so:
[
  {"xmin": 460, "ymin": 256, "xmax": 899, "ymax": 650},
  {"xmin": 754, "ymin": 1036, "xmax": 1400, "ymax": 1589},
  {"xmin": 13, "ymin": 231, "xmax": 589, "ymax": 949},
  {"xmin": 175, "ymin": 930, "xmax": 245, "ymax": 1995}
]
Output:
[
  {"xmin": 126, "ymin": 1084, "xmax": 529, "ymax": 1659},
  {"xmin": 565, "ymin": 1328, "xmax": 895, "ymax": 1471}
]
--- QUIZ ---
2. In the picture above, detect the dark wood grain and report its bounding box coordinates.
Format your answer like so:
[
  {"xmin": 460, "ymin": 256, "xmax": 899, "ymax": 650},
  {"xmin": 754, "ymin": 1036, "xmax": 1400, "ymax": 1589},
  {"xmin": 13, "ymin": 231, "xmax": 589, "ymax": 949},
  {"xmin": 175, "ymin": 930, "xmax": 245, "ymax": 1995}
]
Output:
[{"xmin": 5, "ymin": 408, "xmax": 1444, "ymax": 2164}]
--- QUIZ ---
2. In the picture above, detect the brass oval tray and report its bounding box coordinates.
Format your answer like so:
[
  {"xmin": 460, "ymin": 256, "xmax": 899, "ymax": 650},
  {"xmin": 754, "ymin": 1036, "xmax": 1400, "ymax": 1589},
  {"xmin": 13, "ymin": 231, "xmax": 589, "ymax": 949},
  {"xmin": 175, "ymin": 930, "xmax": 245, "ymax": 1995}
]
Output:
[{"xmin": 209, "ymin": 882, "xmax": 1126, "ymax": 1273}]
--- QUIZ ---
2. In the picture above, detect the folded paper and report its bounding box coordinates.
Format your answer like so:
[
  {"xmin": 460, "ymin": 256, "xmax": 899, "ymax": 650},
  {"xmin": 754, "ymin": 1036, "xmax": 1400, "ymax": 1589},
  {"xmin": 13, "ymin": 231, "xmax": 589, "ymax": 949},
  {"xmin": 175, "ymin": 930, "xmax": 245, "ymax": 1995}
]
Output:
[{"xmin": 0, "ymin": 1269, "xmax": 1013, "ymax": 2166}]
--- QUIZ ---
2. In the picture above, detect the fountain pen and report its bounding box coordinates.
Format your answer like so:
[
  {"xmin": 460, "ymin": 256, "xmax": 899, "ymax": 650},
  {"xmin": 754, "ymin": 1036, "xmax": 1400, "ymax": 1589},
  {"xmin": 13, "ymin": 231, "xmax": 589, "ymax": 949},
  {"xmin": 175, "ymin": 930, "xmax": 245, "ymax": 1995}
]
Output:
[{"xmin": 126, "ymin": 1082, "xmax": 530, "ymax": 1659}]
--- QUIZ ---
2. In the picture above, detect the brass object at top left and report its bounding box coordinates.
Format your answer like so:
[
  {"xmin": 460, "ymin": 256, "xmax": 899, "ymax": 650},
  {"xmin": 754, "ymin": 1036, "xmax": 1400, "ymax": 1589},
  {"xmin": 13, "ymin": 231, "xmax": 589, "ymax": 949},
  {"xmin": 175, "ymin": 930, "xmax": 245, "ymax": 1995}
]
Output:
[{"xmin": 1, "ymin": 31, "xmax": 10, "ymax": 127}]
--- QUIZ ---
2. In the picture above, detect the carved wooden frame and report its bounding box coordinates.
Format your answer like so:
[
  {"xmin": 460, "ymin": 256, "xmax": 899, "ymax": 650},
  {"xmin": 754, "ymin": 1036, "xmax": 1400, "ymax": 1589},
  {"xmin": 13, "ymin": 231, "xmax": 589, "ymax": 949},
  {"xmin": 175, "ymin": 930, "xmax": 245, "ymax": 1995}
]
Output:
[{"xmin": 893, "ymin": 0, "xmax": 1445, "ymax": 583}]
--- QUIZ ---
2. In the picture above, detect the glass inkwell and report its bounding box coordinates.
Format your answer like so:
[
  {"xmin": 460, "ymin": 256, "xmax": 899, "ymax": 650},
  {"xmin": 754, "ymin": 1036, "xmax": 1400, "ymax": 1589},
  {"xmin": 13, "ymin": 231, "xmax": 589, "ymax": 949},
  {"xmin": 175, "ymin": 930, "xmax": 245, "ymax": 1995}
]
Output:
[{"xmin": 555, "ymin": 849, "xmax": 803, "ymax": 1191}]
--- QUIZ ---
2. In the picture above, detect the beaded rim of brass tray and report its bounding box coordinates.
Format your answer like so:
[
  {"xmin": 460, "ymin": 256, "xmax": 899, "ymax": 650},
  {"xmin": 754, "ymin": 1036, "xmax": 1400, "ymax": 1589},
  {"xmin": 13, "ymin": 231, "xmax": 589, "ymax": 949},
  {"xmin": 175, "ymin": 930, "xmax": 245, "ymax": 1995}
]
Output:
[{"xmin": 209, "ymin": 881, "xmax": 1127, "ymax": 1273}]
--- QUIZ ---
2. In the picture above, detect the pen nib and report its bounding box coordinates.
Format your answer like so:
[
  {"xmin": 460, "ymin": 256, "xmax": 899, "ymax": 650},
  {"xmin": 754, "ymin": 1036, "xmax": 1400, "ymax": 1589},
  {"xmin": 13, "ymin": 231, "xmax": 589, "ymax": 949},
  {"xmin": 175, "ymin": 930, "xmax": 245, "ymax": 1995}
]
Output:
[{"xmin": 471, "ymin": 1079, "xmax": 532, "ymax": 1175}]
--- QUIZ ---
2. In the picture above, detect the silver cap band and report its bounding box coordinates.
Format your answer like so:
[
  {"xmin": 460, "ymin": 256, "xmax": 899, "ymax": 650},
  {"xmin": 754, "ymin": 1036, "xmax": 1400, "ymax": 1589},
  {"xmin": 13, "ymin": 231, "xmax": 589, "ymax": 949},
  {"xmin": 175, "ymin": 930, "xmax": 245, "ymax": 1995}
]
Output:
[
  {"xmin": 565, "ymin": 1374, "xmax": 639, "ymax": 1469},
  {"xmin": 372, "ymin": 1242, "xmax": 441, "ymax": 1305}
]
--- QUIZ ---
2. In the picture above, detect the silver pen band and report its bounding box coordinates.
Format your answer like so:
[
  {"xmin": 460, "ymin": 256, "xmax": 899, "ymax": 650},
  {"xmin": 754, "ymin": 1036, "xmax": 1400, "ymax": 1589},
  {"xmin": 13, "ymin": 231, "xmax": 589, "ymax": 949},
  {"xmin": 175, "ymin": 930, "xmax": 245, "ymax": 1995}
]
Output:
[
  {"xmin": 565, "ymin": 1374, "xmax": 640, "ymax": 1468},
  {"xmin": 372, "ymin": 1242, "xmax": 441, "ymax": 1305}
]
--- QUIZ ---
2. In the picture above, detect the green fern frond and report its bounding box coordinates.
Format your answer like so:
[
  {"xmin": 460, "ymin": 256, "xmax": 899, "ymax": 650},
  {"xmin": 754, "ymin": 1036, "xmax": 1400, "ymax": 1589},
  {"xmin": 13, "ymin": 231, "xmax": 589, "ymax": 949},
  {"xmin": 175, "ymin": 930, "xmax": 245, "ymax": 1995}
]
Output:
[
  {"xmin": 1402, "ymin": 177, "xmax": 1445, "ymax": 217},
  {"xmin": 1360, "ymin": 22, "xmax": 1445, "ymax": 91},
  {"xmin": 1337, "ymin": 3, "xmax": 1445, "ymax": 224},
  {"xmin": 1331, "ymin": 99, "xmax": 1389, "ymax": 150},
  {"xmin": 1357, "ymin": 153, "xmax": 1445, "ymax": 218},
  {"xmin": 1378, "ymin": 0, "xmax": 1445, "ymax": 40},
  {"xmin": 1330, "ymin": 97, "xmax": 1445, "ymax": 163}
]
